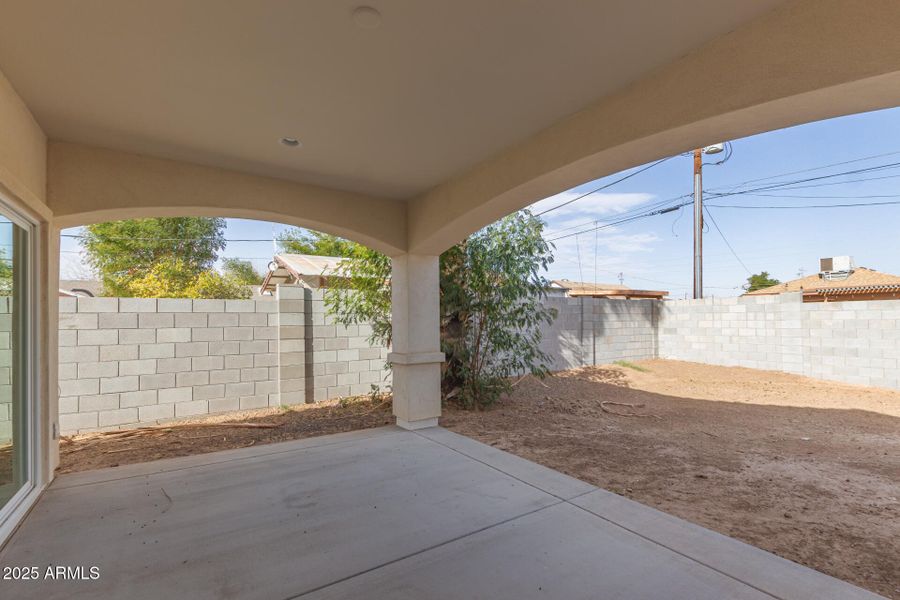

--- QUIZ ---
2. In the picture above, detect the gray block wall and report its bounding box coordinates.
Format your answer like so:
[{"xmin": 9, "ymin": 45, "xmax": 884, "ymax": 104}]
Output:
[
  {"xmin": 58, "ymin": 296, "xmax": 281, "ymax": 434},
  {"xmin": 658, "ymin": 293, "xmax": 900, "ymax": 390},
  {"xmin": 538, "ymin": 296, "xmax": 658, "ymax": 370},
  {"xmin": 56, "ymin": 288, "xmax": 899, "ymax": 435},
  {"xmin": 58, "ymin": 287, "xmax": 390, "ymax": 435},
  {"xmin": 277, "ymin": 286, "xmax": 390, "ymax": 405}
]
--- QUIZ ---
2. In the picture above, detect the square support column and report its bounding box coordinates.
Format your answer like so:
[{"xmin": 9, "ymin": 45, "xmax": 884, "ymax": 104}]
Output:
[{"xmin": 388, "ymin": 255, "xmax": 443, "ymax": 430}]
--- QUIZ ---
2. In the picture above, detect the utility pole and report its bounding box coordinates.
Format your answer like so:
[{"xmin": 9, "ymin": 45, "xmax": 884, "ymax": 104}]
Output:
[{"xmin": 693, "ymin": 148, "xmax": 703, "ymax": 299}]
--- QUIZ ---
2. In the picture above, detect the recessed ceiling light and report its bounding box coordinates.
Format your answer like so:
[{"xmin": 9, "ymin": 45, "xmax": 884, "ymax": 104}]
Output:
[
  {"xmin": 280, "ymin": 137, "xmax": 301, "ymax": 147},
  {"xmin": 352, "ymin": 6, "xmax": 382, "ymax": 29}
]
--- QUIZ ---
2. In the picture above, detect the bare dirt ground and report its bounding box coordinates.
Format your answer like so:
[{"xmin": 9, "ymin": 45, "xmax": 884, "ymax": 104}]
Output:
[
  {"xmin": 58, "ymin": 397, "xmax": 394, "ymax": 473},
  {"xmin": 442, "ymin": 360, "xmax": 900, "ymax": 599},
  {"xmin": 58, "ymin": 360, "xmax": 899, "ymax": 597}
]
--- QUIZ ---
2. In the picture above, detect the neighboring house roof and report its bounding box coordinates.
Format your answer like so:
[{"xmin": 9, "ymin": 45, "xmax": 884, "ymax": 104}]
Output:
[
  {"xmin": 59, "ymin": 279, "xmax": 103, "ymax": 297},
  {"xmin": 745, "ymin": 267, "xmax": 900, "ymax": 299},
  {"xmin": 260, "ymin": 254, "xmax": 345, "ymax": 293},
  {"xmin": 550, "ymin": 279, "xmax": 668, "ymax": 299}
]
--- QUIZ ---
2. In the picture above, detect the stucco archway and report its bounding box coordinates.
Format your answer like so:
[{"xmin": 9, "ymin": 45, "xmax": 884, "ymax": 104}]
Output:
[{"xmin": 48, "ymin": 142, "xmax": 408, "ymax": 257}]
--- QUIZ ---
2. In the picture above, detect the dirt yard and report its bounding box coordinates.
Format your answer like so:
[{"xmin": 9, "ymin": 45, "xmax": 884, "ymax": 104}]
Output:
[
  {"xmin": 58, "ymin": 360, "xmax": 899, "ymax": 598},
  {"xmin": 57, "ymin": 397, "xmax": 395, "ymax": 473}
]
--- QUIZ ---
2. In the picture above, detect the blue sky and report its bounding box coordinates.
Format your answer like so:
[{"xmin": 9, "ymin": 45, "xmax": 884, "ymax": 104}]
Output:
[{"xmin": 60, "ymin": 107, "xmax": 900, "ymax": 297}]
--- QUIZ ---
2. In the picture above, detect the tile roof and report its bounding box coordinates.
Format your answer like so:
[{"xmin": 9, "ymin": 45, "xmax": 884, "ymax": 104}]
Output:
[
  {"xmin": 745, "ymin": 267, "xmax": 900, "ymax": 295},
  {"xmin": 550, "ymin": 279, "xmax": 668, "ymax": 298}
]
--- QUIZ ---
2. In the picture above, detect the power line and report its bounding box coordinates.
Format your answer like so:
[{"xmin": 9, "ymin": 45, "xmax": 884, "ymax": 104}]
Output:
[
  {"xmin": 542, "ymin": 194, "xmax": 690, "ymax": 236},
  {"xmin": 706, "ymin": 199, "xmax": 900, "ymax": 209},
  {"xmin": 703, "ymin": 207, "xmax": 751, "ymax": 275},
  {"xmin": 61, "ymin": 233, "xmax": 277, "ymax": 243},
  {"xmin": 717, "ymin": 149, "xmax": 900, "ymax": 188},
  {"xmin": 732, "ymin": 192, "xmax": 900, "ymax": 199},
  {"xmin": 546, "ymin": 201, "xmax": 690, "ymax": 242},
  {"xmin": 706, "ymin": 160, "xmax": 900, "ymax": 199},
  {"xmin": 534, "ymin": 156, "xmax": 674, "ymax": 217},
  {"xmin": 59, "ymin": 250, "xmax": 274, "ymax": 261}
]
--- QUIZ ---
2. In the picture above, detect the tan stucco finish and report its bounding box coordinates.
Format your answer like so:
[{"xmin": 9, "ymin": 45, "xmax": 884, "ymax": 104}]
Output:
[
  {"xmin": 0, "ymin": 67, "xmax": 56, "ymax": 482},
  {"xmin": 48, "ymin": 142, "xmax": 408, "ymax": 256},
  {"xmin": 0, "ymin": 69, "xmax": 47, "ymax": 215}
]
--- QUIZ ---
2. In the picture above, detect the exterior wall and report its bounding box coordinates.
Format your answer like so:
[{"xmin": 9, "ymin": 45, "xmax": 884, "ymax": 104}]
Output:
[
  {"xmin": 58, "ymin": 296, "xmax": 280, "ymax": 434},
  {"xmin": 0, "ymin": 67, "xmax": 47, "ymax": 212},
  {"xmin": 0, "ymin": 64, "xmax": 56, "ymax": 479},
  {"xmin": 57, "ymin": 287, "xmax": 389, "ymax": 435},
  {"xmin": 658, "ymin": 293, "xmax": 900, "ymax": 390},
  {"xmin": 539, "ymin": 296, "xmax": 658, "ymax": 371}
]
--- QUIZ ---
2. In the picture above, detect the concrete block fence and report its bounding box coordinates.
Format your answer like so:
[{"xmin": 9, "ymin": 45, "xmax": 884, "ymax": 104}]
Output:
[
  {"xmin": 658, "ymin": 293, "xmax": 900, "ymax": 390},
  {"xmin": 538, "ymin": 296, "xmax": 658, "ymax": 370},
  {"xmin": 54, "ymin": 288, "xmax": 899, "ymax": 435},
  {"xmin": 57, "ymin": 288, "xmax": 390, "ymax": 435}
]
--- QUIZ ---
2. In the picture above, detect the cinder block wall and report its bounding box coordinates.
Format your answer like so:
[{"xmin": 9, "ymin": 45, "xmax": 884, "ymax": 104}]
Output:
[
  {"xmin": 538, "ymin": 296, "xmax": 658, "ymax": 370},
  {"xmin": 58, "ymin": 296, "xmax": 280, "ymax": 434},
  {"xmin": 658, "ymin": 293, "xmax": 900, "ymax": 390},
  {"xmin": 57, "ymin": 288, "xmax": 898, "ymax": 434},
  {"xmin": 277, "ymin": 286, "xmax": 390, "ymax": 405},
  {"xmin": 57, "ymin": 287, "xmax": 390, "ymax": 435}
]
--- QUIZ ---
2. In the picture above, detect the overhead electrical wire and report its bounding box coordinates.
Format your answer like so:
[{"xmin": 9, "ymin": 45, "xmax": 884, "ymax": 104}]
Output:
[
  {"xmin": 716, "ymin": 149, "xmax": 900, "ymax": 188},
  {"xmin": 703, "ymin": 206, "xmax": 751, "ymax": 275},
  {"xmin": 546, "ymin": 201, "xmax": 690, "ymax": 242},
  {"xmin": 534, "ymin": 156, "xmax": 674, "ymax": 217},
  {"xmin": 542, "ymin": 194, "xmax": 690, "ymax": 237},
  {"xmin": 705, "ymin": 160, "xmax": 900, "ymax": 199},
  {"xmin": 707, "ymin": 199, "xmax": 900, "ymax": 209}
]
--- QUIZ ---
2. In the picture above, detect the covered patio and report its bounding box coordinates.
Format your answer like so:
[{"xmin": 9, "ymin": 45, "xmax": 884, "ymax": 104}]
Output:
[
  {"xmin": 0, "ymin": 427, "xmax": 879, "ymax": 599},
  {"xmin": 0, "ymin": 1, "xmax": 899, "ymax": 597}
]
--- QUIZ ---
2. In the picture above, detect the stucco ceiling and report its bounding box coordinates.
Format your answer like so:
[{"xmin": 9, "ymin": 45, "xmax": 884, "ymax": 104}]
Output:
[{"xmin": 0, "ymin": 1, "xmax": 785, "ymax": 198}]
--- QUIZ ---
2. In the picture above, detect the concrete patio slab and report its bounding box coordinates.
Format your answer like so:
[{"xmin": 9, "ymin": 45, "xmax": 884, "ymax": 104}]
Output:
[{"xmin": 0, "ymin": 427, "xmax": 883, "ymax": 599}]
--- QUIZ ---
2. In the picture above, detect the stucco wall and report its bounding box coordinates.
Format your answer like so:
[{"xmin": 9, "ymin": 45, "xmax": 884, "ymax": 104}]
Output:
[{"xmin": 0, "ymin": 68, "xmax": 46, "ymax": 209}]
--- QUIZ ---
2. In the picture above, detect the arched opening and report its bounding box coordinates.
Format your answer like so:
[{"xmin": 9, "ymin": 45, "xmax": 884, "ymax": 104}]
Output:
[{"xmin": 54, "ymin": 214, "xmax": 396, "ymax": 465}]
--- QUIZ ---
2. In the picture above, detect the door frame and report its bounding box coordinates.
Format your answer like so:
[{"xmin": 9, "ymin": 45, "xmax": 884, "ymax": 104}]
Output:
[{"xmin": 0, "ymin": 188, "xmax": 44, "ymax": 547}]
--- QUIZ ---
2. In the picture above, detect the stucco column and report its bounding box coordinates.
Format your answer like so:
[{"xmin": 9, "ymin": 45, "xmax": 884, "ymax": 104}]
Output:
[{"xmin": 389, "ymin": 254, "xmax": 443, "ymax": 430}]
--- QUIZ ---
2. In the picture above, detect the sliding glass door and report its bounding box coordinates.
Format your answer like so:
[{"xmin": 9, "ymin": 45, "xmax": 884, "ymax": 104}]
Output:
[{"xmin": 0, "ymin": 204, "xmax": 35, "ymax": 530}]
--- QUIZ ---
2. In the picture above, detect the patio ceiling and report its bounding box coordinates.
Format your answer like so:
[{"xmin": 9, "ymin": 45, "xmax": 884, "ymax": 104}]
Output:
[{"xmin": 0, "ymin": 1, "xmax": 783, "ymax": 199}]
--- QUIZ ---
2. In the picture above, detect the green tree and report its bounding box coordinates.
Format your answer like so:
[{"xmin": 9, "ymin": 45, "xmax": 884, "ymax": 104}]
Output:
[
  {"xmin": 277, "ymin": 229, "xmax": 357, "ymax": 258},
  {"xmin": 81, "ymin": 217, "xmax": 226, "ymax": 296},
  {"xmin": 0, "ymin": 249, "xmax": 12, "ymax": 296},
  {"xmin": 746, "ymin": 271, "xmax": 781, "ymax": 292},
  {"xmin": 125, "ymin": 257, "xmax": 251, "ymax": 300},
  {"xmin": 222, "ymin": 258, "xmax": 263, "ymax": 286},
  {"xmin": 439, "ymin": 212, "xmax": 556, "ymax": 408},
  {"xmin": 324, "ymin": 246, "xmax": 392, "ymax": 345},
  {"xmin": 325, "ymin": 210, "xmax": 556, "ymax": 408}
]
